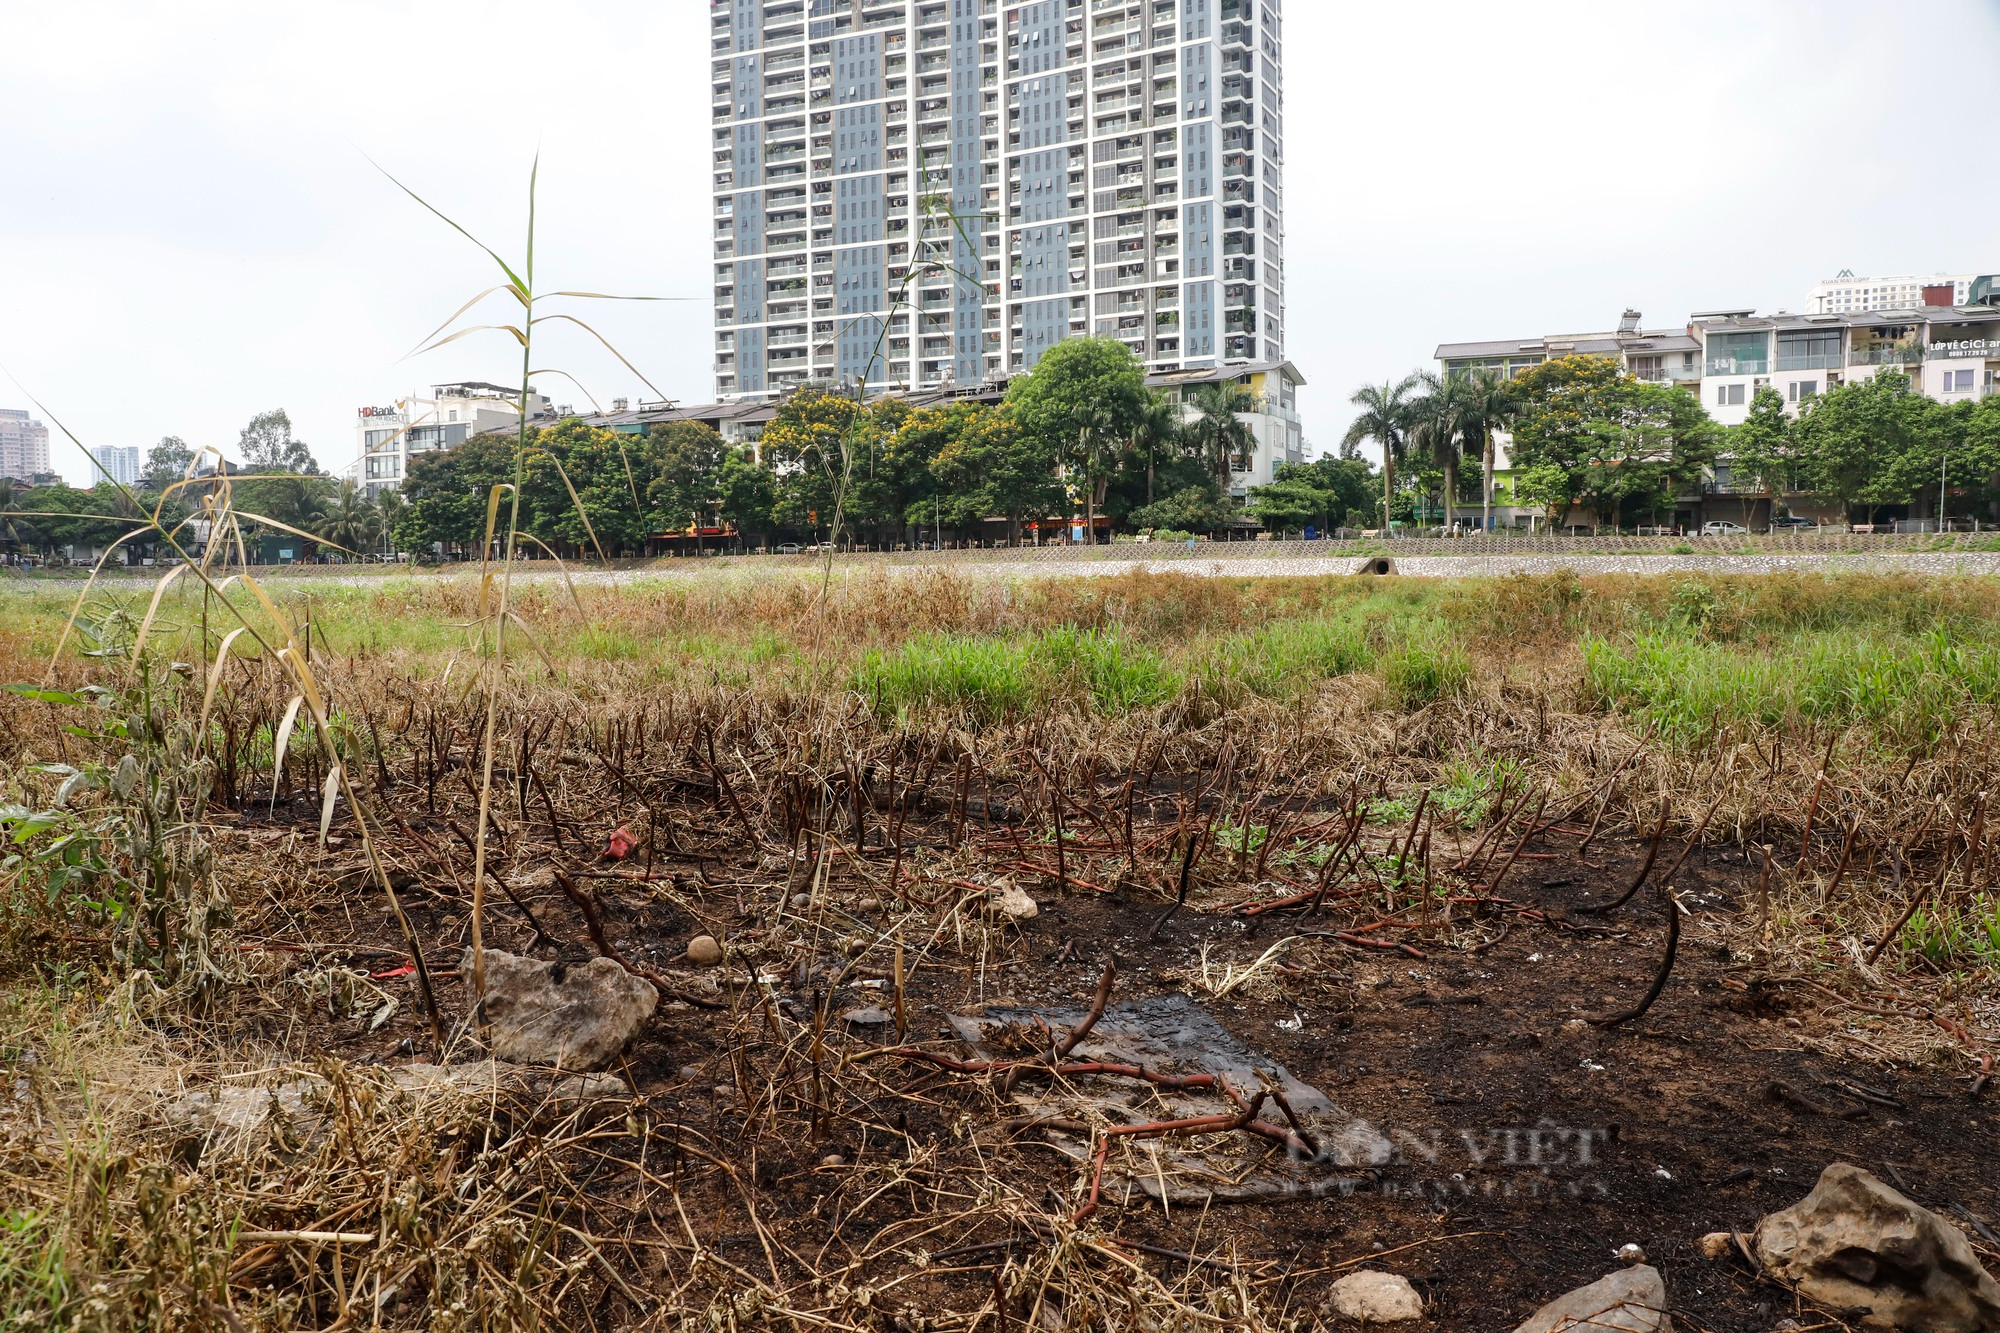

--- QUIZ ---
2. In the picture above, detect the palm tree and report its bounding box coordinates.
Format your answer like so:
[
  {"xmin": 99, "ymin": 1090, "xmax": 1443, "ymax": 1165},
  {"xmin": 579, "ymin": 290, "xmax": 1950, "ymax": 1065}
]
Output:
[
  {"xmin": 1127, "ymin": 390, "xmax": 1185, "ymax": 505},
  {"xmin": 0, "ymin": 480, "xmax": 36, "ymax": 561},
  {"xmin": 1343, "ymin": 375, "xmax": 1420, "ymax": 535},
  {"xmin": 313, "ymin": 484, "xmax": 379, "ymax": 557},
  {"xmin": 1459, "ymin": 369, "xmax": 1519, "ymax": 534},
  {"xmin": 1071, "ymin": 402, "xmax": 1118, "ymax": 546},
  {"xmin": 1183, "ymin": 382, "xmax": 1257, "ymax": 489},
  {"xmin": 374, "ymin": 487, "xmax": 408, "ymax": 556},
  {"xmin": 1411, "ymin": 372, "xmax": 1486, "ymax": 531}
]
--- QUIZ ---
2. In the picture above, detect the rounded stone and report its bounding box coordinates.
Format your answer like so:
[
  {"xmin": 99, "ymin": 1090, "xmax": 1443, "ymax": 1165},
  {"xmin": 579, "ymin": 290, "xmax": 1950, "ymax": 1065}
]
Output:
[
  {"xmin": 685, "ymin": 935, "xmax": 724, "ymax": 967},
  {"xmin": 820, "ymin": 1153, "xmax": 846, "ymax": 1169},
  {"xmin": 1327, "ymin": 1270, "xmax": 1423, "ymax": 1323}
]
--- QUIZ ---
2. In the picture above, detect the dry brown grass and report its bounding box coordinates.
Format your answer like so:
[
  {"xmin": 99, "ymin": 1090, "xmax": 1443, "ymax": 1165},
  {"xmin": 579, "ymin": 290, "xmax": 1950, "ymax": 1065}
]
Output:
[{"xmin": 3, "ymin": 567, "xmax": 1999, "ymax": 1327}]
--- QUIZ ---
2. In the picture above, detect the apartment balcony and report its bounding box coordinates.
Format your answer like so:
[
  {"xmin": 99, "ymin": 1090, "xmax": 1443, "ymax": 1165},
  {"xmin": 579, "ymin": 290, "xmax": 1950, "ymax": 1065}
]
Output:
[
  {"xmin": 1849, "ymin": 346, "xmax": 1923, "ymax": 367},
  {"xmin": 1705, "ymin": 357, "xmax": 1769, "ymax": 376},
  {"xmin": 1774, "ymin": 352, "xmax": 1844, "ymax": 372}
]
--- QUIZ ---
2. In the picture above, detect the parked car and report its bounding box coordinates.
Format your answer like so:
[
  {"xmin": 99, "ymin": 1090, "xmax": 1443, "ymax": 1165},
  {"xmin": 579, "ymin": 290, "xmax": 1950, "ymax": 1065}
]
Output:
[
  {"xmin": 1770, "ymin": 516, "xmax": 1818, "ymax": 530},
  {"xmin": 1700, "ymin": 520, "xmax": 1750, "ymax": 536}
]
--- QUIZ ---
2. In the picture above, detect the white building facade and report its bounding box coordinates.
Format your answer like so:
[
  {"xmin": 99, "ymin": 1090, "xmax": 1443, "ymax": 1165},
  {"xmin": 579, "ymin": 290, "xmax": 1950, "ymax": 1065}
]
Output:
[
  {"xmin": 1807, "ymin": 269, "xmax": 1997, "ymax": 315},
  {"xmin": 90, "ymin": 445, "xmax": 141, "ymax": 487},
  {"xmin": 345, "ymin": 383, "xmax": 553, "ymax": 498},
  {"xmin": 1693, "ymin": 307, "xmax": 2000, "ymax": 427},
  {"xmin": 1437, "ymin": 298, "xmax": 2000, "ymax": 529},
  {"xmin": 0, "ymin": 409, "xmax": 51, "ymax": 483},
  {"xmin": 710, "ymin": 0, "xmax": 1286, "ymax": 400}
]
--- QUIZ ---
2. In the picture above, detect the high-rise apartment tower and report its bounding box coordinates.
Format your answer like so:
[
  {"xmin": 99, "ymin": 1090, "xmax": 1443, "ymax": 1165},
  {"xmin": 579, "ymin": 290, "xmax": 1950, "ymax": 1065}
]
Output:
[
  {"xmin": 710, "ymin": 0, "xmax": 1285, "ymax": 400},
  {"xmin": 0, "ymin": 410, "xmax": 51, "ymax": 483},
  {"xmin": 90, "ymin": 446, "xmax": 142, "ymax": 487}
]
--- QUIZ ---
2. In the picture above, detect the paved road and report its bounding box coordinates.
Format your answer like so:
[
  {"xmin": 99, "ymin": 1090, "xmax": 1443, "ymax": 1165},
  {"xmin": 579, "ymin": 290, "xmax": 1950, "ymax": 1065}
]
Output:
[
  {"xmin": 22, "ymin": 549, "xmax": 2000, "ymax": 591},
  {"xmin": 231, "ymin": 550, "xmax": 2000, "ymax": 585}
]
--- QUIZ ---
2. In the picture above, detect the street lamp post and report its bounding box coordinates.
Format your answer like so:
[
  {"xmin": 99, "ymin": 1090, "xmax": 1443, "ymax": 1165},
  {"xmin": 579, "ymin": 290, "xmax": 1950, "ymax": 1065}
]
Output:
[{"xmin": 1940, "ymin": 436, "xmax": 1949, "ymax": 534}]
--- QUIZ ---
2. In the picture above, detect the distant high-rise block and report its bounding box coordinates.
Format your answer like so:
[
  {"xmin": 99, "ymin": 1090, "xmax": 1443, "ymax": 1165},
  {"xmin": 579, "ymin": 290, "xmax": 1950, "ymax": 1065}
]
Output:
[
  {"xmin": 0, "ymin": 410, "xmax": 52, "ymax": 483},
  {"xmin": 709, "ymin": 0, "xmax": 1287, "ymax": 400},
  {"xmin": 91, "ymin": 445, "xmax": 142, "ymax": 487}
]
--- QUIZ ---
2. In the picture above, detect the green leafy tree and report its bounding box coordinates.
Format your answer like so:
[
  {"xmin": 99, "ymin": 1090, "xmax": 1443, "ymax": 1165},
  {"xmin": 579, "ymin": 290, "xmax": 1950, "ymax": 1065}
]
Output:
[
  {"xmin": 1005, "ymin": 337, "xmax": 1150, "ymax": 544},
  {"xmin": 1244, "ymin": 478, "xmax": 1338, "ymax": 533},
  {"xmin": 238, "ymin": 475, "xmax": 336, "ymax": 546},
  {"xmin": 1508, "ymin": 356, "xmax": 1720, "ymax": 527},
  {"xmin": 521, "ymin": 418, "xmax": 654, "ymax": 556},
  {"xmin": 643, "ymin": 421, "xmax": 729, "ymax": 535},
  {"xmin": 1130, "ymin": 485, "xmax": 1232, "ymax": 535},
  {"xmin": 1962, "ymin": 394, "xmax": 2000, "ymax": 524},
  {"xmin": 714, "ymin": 447, "xmax": 777, "ymax": 545},
  {"xmin": 1342, "ymin": 375, "xmax": 1419, "ymax": 532},
  {"xmin": 762, "ymin": 389, "xmax": 865, "ymax": 541},
  {"xmin": 394, "ymin": 432, "xmax": 523, "ymax": 556},
  {"xmin": 870, "ymin": 403, "xmax": 963, "ymax": 542},
  {"xmin": 1250, "ymin": 453, "xmax": 1379, "ymax": 532},
  {"xmin": 931, "ymin": 405, "xmax": 1066, "ymax": 545},
  {"xmin": 1793, "ymin": 371, "xmax": 1942, "ymax": 525},
  {"xmin": 1870, "ymin": 381, "xmax": 1990, "ymax": 525},
  {"xmin": 19, "ymin": 483, "xmax": 138, "ymax": 560},
  {"xmin": 1728, "ymin": 385, "xmax": 1798, "ymax": 494},
  {"xmin": 237, "ymin": 409, "xmax": 320, "ymax": 475},
  {"xmin": 142, "ymin": 435, "xmax": 196, "ymax": 489}
]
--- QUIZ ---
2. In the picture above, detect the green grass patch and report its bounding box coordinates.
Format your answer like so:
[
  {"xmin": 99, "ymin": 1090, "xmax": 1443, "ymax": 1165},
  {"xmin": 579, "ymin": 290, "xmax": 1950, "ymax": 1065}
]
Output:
[
  {"xmin": 1205, "ymin": 615, "xmax": 1375, "ymax": 701},
  {"xmin": 1031, "ymin": 626, "xmax": 1181, "ymax": 713},
  {"xmin": 855, "ymin": 633, "xmax": 1033, "ymax": 722},
  {"xmin": 1378, "ymin": 633, "xmax": 1471, "ymax": 709},
  {"xmin": 1582, "ymin": 628, "xmax": 2000, "ymax": 747}
]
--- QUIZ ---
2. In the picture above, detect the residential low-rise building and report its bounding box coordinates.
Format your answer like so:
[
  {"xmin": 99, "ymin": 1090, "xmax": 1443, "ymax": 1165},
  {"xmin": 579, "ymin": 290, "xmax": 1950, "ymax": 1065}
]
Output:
[
  {"xmin": 343, "ymin": 382, "xmax": 553, "ymax": 497},
  {"xmin": 1435, "ymin": 310, "xmax": 1699, "ymax": 528},
  {"xmin": 1436, "ymin": 297, "xmax": 2000, "ymax": 531},
  {"xmin": 1692, "ymin": 306, "xmax": 2000, "ymax": 426}
]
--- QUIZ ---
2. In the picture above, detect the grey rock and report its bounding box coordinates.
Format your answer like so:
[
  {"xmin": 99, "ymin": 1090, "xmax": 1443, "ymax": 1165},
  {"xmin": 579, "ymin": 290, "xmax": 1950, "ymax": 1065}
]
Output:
[
  {"xmin": 468, "ymin": 949, "xmax": 657, "ymax": 1071},
  {"xmin": 165, "ymin": 1060, "xmax": 629, "ymax": 1160},
  {"xmin": 1512, "ymin": 1266, "xmax": 1669, "ymax": 1333},
  {"xmin": 388, "ymin": 1060, "xmax": 629, "ymax": 1103},
  {"xmin": 1327, "ymin": 1270, "xmax": 1423, "ymax": 1322},
  {"xmin": 985, "ymin": 880, "xmax": 1040, "ymax": 920},
  {"xmin": 1753, "ymin": 1162, "xmax": 2000, "ymax": 1332}
]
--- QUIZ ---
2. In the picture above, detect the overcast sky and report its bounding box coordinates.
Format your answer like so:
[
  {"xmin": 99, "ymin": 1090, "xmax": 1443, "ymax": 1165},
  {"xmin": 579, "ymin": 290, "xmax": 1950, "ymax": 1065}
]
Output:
[{"xmin": 5, "ymin": 0, "xmax": 1999, "ymax": 483}]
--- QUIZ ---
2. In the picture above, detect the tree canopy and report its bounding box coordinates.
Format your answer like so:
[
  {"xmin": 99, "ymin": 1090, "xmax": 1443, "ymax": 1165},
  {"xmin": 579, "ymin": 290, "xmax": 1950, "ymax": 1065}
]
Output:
[
  {"xmin": 237, "ymin": 409, "xmax": 320, "ymax": 476},
  {"xmin": 1006, "ymin": 337, "xmax": 1151, "ymax": 540},
  {"xmin": 1507, "ymin": 355, "xmax": 1720, "ymax": 526}
]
